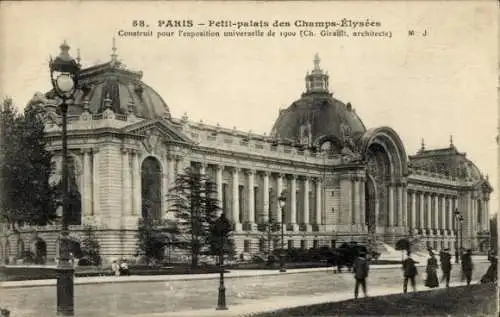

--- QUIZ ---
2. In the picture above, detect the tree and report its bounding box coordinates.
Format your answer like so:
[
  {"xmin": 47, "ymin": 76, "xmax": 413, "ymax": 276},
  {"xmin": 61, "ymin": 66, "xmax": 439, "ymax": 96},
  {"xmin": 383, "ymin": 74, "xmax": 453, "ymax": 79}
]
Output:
[
  {"xmin": 0, "ymin": 97, "xmax": 58, "ymax": 232},
  {"xmin": 135, "ymin": 218, "xmax": 174, "ymax": 265},
  {"xmin": 80, "ymin": 225, "xmax": 102, "ymax": 266},
  {"xmin": 167, "ymin": 167, "xmax": 221, "ymax": 267}
]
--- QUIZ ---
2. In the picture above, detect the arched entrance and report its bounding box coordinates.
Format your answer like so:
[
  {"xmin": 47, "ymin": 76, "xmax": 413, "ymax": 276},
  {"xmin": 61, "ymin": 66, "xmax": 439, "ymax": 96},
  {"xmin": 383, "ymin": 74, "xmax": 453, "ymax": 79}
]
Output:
[
  {"xmin": 141, "ymin": 156, "xmax": 162, "ymax": 220},
  {"xmin": 366, "ymin": 143, "xmax": 392, "ymax": 228}
]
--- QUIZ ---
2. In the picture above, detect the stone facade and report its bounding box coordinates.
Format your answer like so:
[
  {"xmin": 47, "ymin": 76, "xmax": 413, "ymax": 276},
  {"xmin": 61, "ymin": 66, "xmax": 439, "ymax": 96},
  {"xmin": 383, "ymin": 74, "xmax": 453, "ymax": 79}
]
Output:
[{"xmin": 0, "ymin": 46, "xmax": 493, "ymax": 264}]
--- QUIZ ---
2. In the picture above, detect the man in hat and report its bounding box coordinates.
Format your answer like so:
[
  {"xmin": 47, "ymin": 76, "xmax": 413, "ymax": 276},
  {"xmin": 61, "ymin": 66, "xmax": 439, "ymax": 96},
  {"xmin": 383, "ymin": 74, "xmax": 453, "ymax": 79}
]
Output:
[
  {"xmin": 402, "ymin": 252, "xmax": 418, "ymax": 293},
  {"xmin": 461, "ymin": 249, "xmax": 474, "ymax": 286},
  {"xmin": 440, "ymin": 248, "xmax": 452, "ymax": 288},
  {"xmin": 352, "ymin": 251, "xmax": 370, "ymax": 299}
]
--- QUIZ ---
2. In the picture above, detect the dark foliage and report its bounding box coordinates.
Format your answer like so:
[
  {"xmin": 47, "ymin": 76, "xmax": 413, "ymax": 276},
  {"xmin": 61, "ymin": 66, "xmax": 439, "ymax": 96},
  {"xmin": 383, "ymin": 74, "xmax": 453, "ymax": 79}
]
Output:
[
  {"xmin": 135, "ymin": 218, "xmax": 177, "ymax": 265},
  {"xmin": 168, "ymin": 167, "xmax": 233, "ymax": 267},
  {"xmin": 80, "ymin": 225, "xmax": 102, "ymax": 266},
  {"xmin": 0, "ymin": 98, "xmax": 58, "ymax": 230}
]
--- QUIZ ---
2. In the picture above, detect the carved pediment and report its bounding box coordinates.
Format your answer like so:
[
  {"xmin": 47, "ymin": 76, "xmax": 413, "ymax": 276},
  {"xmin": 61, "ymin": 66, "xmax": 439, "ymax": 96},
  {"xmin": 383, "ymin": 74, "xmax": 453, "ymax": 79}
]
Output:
[{"xmin": 122, "ymin": 118, "xmax": 194, "ymax": 145}]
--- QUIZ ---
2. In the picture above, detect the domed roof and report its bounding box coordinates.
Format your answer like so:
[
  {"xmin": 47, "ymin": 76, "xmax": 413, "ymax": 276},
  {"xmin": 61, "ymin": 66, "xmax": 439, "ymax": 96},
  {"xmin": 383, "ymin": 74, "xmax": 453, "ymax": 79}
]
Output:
[
  {"xmin": 270, "ymin": 54, "xmax": 366, "ymax": 147},
  {"xmin": 409, "ymin": 139, "xmax": 484, "ymax": 181},
  {"xmin": 45, "ymin": 41, "xmax": 170, "ymax": 120}
]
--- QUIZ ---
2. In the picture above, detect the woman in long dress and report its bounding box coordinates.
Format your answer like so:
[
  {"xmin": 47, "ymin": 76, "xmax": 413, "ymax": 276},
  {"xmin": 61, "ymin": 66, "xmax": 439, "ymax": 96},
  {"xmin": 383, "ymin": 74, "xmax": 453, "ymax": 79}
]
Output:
[{"xmin": 425, "ymin": 250, "xmax": 439, "ymax": 288}]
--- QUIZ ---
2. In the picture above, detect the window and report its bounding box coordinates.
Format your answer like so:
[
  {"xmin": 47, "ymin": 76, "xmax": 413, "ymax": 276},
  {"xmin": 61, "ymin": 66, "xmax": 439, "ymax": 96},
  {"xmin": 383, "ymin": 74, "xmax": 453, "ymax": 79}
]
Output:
[
  {"xmin": 287, "ymin": 240, "xmax": 293, "ymax": 249},
  {"xmin": 244, "ymin": 240, "xmax": 250, "ymax": 253},
  {"xmin": 300, "ymin": 240, "xmax": 306, "ymax": 250},
  {"xmin": 331, "ymin": 240, "xmax": 336, "ymax": 248},
  {"xmin": 313, "ymin": 240, "xmax": 319, "ymax": 249}
]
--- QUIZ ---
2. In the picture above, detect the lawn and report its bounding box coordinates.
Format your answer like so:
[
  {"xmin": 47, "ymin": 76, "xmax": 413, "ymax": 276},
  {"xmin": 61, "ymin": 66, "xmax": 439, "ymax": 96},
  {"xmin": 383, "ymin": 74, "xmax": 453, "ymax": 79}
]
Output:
[
  {"xmin": 251, "ymin": 283, "xmax": 498, "ymax": 317},
  {"xmin": 0, "ymin": 264, "xmax": 227, "ymax": 281}
]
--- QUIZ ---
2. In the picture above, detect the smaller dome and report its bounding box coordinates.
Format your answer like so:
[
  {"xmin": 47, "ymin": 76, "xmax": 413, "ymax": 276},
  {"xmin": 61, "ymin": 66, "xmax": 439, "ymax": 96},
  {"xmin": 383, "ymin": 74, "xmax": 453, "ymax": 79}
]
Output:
[{"xmin": 44, "ymin": 41, "xmax": 170, "ymax": 120}]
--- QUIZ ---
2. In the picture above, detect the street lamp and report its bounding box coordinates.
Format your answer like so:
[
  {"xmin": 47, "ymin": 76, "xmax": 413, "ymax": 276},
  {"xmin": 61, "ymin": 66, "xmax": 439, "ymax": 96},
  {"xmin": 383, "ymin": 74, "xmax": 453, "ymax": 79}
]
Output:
[
  {"xmin": 49, "ymin": 41, "xmax": 80, "ymax": 317},
  {"xmin": 215, "ymin": 213, "xmax": 231, "ymax": 311},
  {"xmin": 454, "ymin": 209, "xmax": 464, "ymax": 264},
  {"xmin": 278, "ymin": 190, "xmax": 287, "ymax": 273}
]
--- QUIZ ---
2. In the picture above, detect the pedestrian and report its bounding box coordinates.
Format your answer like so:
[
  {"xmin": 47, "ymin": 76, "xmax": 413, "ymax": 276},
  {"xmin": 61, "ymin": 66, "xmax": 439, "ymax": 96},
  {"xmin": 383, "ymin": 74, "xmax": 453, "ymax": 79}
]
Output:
[
  {"xmin": 461, "ymin": 249, "xmax": 473, "ymax": 286},
  {"xmin": 439, "ymin": 248, "xmax": 452, "ymax": 288},
  {"xmin": 480, "ymin": 251, "xmax": 497, "ymax": 284},
  {"xmin": 352, "ymin": 251, "xmax": 369, "ymax": 299},
  {"xmin": 402, "ymin": 252, "xmax": 418, "ymax": 293},
  {"xmin": 111, "ymin": 260, "xmax": 120, "ymax": 276},
  {"xmin": 425, "ymin": 249, "xmax": 439, "ymax": 288}
]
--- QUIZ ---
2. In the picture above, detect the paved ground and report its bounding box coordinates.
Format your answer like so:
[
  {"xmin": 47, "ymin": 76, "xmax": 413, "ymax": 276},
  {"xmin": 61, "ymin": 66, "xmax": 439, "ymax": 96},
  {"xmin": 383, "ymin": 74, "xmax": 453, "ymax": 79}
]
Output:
[{"xmin": 0, "ymin": 261, "xmax": 489, "ymax": 317}]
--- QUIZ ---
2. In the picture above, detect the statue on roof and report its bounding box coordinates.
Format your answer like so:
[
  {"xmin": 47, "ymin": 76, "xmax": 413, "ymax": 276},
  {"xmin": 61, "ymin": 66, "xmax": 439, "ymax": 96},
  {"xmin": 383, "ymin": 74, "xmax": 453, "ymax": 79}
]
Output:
[{"xmin": 27, "ymin": 92, "xmax": 62, "ymax": 126}]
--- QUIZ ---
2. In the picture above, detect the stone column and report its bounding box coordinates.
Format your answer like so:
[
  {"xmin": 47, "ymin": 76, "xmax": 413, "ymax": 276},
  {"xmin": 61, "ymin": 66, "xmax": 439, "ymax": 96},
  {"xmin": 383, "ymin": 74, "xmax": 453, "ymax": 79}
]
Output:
[
  {"xmin": 359, "ymin": 176, "xmax": 366, "ymax": 229},
  {"xmin": 216, "ymin": 165, "xmax": 223, "ymax": 212},
  {"xmin": 388, "ymin": 184, "xmax": 394, "ymax": 227},
  {"xmin": 92, "ymin": 148, "xmax": 100, "ymax": 217},
  {"xmin": 433, "ymin": 194, "xmax": 439, "ymax": 229},
  {"xmin": 315, "ymin": 178, "xmax": 322, "ymax": 225},
  {"xmin": 167, "ymin": 154, "xmax": 175, "ymax": 190},
  {"xmin": 340, "ymin": 174, "xmax": 353, "ymax": 227},
  {"xmin": 427, "ymin": 194, "xmax": 432, "ymax": 230},
  {"xmin": 290, "ymin": 175, "xmax": 297, "ymax": 225},
  {"xmin": 121, "ymin": 148, "xmax": 131, "ymax": 218},
  {"xmin": 397, "ymin": 184, "xmax": 404, "ymax": 227},
  {"xmin": 276, "ymin": 173, "xmax": 283, "ymax": 223},
  {"xmin": 82, "ymin": 149, "xmax": 92, "ymax": 217},
  {"xmin": 402, "ymin": 184, "xmax": 408, "ymax": 229},
  {"xmin": 411, "ymin": 191, "xmax": 417, "ymax": 229},
  {"xmin": 132, "ymin": 150, "xmax": 141, "ymax": 216},
  {"xmin": 303, "ymin": 176, "xmax": 310, "ymax": 226},
  {"xmin": 247, "ymin": 169, "xmax": 255, "ymax": 227},
  {"xmin": 199, "ymin": 162, "xmax": 206, "ymax": 175},
  {"xmin": 419, "ymin": 192, "xmax": 425, "ymax": 229},
  {"xmin": 262, "ymin": 172, "xmax": 270, "ymax": 224},
  {"xmin": 441, "ymin": 195, "xmax": 446, "ymax": 230},
  {"xmin": 175, "ymin": 155, "xmax": 183, "ymax": 176},
  {"xmin": 446, "ymin": 196, "xmax": 453, "ymax": 230},
  {"xmin": 353, "ymin": 177, "xmax": 361, "ymax": 227},
  {"xmin": 232, "ymin": 168, "xmax": 240, "ymax": 226},
  {"xmin": 484, "ymin": 199, "xmax": 490, "ymax": 231}
]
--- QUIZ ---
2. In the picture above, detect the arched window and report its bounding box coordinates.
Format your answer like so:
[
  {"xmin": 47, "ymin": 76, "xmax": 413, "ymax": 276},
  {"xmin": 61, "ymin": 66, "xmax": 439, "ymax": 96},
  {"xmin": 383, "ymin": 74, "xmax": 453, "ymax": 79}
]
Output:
[{"xmin": 141, "ymin": 157, "xmax": 162, "ymax": 220}]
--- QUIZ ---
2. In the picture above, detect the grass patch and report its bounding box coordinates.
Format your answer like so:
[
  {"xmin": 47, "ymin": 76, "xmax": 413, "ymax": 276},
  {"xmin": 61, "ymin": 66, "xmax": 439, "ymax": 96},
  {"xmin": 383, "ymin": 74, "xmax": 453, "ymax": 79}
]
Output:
[
  {"xmin": 0, "ymin": 265, "xmax": 227, "ymax": 281},
  {"xmin": 252, "ymin": 284, "xmax": 497, "ymax": 317}
]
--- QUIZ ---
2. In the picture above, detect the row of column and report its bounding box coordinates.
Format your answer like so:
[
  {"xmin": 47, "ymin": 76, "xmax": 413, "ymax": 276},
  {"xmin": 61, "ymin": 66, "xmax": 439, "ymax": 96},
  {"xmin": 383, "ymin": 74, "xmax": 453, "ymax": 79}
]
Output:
[
  {"xmin": 208, "ymin": 164, "xmax": 322, "ymax": 229},
  {"xmin": 407, "ymin": 191, "xmax": 458, "ymax": 232},
  {"xmin": 386, "ymin": 182, "xmax": 407, "ymax": 227}
]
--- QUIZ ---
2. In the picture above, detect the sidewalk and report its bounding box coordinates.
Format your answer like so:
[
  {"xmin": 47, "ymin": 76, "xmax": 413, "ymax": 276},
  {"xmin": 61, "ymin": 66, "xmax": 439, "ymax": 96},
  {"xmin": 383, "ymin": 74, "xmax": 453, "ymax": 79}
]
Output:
[
  {"xmin": 134, "ymin": 280, "xmax": 479, "ymax": 317},
  {"xmin": 1, "ymin": 259, "xmax": 488, "ymax": 289}
]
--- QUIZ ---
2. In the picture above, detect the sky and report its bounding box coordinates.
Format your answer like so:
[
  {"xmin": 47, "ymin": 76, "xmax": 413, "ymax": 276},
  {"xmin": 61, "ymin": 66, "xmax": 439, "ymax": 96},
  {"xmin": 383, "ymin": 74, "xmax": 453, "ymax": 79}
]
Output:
[{"xmin": 0, "ymin": 1, "xmax": 498, "ymax": 213}]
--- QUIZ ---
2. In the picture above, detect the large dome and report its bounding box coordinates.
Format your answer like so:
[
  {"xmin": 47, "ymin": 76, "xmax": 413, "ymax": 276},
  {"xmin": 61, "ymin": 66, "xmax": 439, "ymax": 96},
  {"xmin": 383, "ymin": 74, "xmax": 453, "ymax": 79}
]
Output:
[
  {"xmin": 44, "ymin": 42, "xmax": 170, "ymax": 120},
  {"xmin": 270, "ymin": 54, "xmax": 366, "ymax": 149}
]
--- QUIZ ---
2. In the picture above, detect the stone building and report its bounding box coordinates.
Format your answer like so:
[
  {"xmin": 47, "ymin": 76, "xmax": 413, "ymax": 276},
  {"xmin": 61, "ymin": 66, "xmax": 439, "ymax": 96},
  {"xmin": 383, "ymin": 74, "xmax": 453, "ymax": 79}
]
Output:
[{"xmin": 0, "ymin": 43, "xmax": 493, "ymax": 263}]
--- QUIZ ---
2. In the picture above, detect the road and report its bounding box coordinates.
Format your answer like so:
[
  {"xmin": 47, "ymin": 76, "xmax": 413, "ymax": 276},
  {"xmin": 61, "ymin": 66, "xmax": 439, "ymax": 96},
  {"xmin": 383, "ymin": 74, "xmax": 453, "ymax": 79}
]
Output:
[{"xmin": 0, "ymin": 262, "xmax": 489, "ymax": 317}]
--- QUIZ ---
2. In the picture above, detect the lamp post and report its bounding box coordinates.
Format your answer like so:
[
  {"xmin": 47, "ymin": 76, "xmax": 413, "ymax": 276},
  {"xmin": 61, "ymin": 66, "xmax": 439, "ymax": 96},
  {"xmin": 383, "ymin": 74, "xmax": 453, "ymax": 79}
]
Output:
[
  {"xmin": 278, "ymin": 191, "xmax": 287, "ymax": 273},
  {"xmin": 215, "ymin": 213, "xmax": 230, "ymax": 311},
  {"xmin": 49, "ymin": 41, "xmax": 80, "ymax": 316},
  {"xmin": 454, "ymin": 209, "xmax": 464, "ymax": 264}
]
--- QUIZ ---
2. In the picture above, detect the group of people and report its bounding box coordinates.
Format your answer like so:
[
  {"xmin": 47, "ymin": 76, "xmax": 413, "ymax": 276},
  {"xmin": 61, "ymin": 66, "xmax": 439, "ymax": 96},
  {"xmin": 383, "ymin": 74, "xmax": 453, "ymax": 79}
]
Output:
[
  {"xmin": 111, "ymin": 259, "xmax": 130, "ymax": 276},
  {"xmin": 350, "ymin": 248, "xmax": 496, "ymax": 299},
  {"xmin": 402, "ymin": 248, "xmax": 474, "ymax": 293}
]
